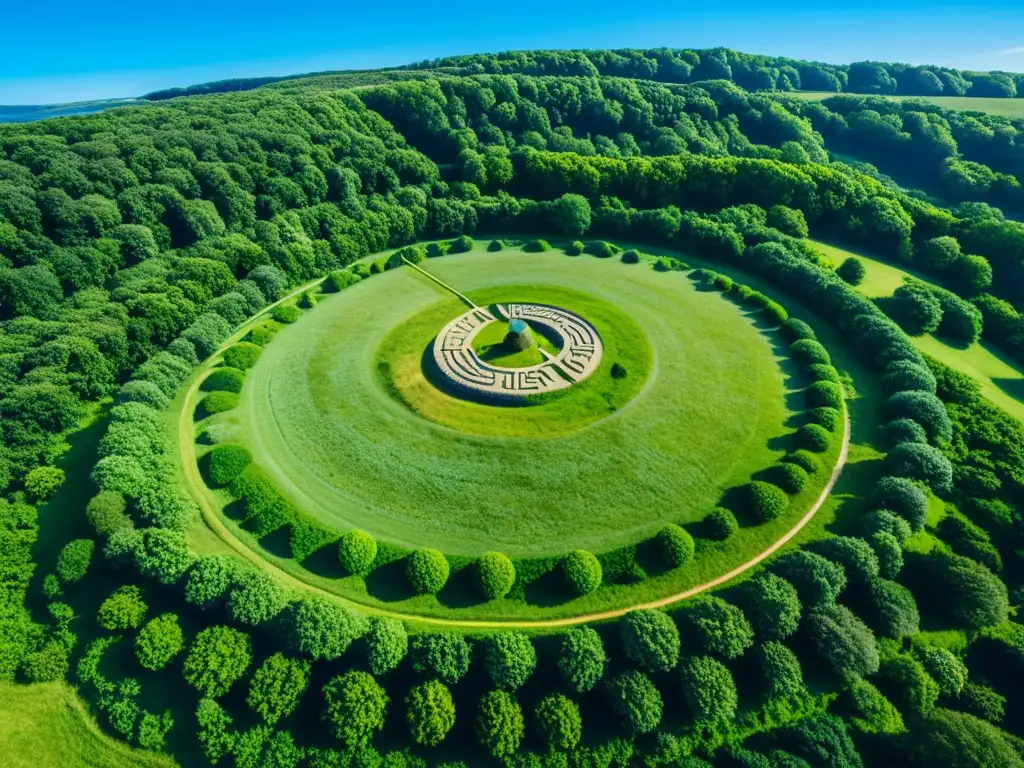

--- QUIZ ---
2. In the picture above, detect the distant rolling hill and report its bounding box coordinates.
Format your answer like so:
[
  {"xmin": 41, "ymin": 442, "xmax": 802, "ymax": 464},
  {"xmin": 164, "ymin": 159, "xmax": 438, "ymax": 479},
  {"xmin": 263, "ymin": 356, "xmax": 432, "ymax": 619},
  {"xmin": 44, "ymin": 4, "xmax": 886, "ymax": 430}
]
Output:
[{"xmin": 0, "ymin": 98, "xmax": 145, "ymax": 123}]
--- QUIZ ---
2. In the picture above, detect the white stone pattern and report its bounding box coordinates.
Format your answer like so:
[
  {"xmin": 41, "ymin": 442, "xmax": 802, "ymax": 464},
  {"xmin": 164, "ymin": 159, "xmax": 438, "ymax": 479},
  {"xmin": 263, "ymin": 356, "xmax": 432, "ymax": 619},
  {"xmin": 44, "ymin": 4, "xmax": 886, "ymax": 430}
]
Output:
[{"xmin": 433, "ymin": 304, "xmax": 603, "ymax": 399}]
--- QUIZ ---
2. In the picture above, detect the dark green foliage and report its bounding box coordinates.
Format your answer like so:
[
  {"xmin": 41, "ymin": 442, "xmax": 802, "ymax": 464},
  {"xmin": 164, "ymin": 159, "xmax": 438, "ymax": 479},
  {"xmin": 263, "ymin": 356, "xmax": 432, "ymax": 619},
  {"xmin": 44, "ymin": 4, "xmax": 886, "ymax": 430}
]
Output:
[
  {"xmin": 483, "ymin": 632, "xmax": 536, "ymax": 691},
  {"xmin": 475, "ymin": 552, "xmax": 516, "ymax": 601},
  {"xmin": 97, "ymin": 585, "xmax": 148, "ymax": 631},
  {"xmin": 680, "ymin": 655, "xmax": 738, "ymax": 723},
  {"xmin": 780, "ymin": 318, "xmax": 816, "ymax": 342},
  {"xmin": 56, "ymin": 538, "xmax": 94, "ymax": 583},
  {"xmin": 366, "ymin": 618, "xmax": 408, "ymax": 675},
  {"xmin": 679, "ymin": 596, "xmax": 754, "ymax": 659},
  {"xmin": 885, "ymin": 390, "xmax": 951, "ymax": 442},
  {"xmin": 184, "ymin": 625, "xmax": 252, "ymax": 698},
  {"xmin": 860, "ymin": 509, "xmax": 913, "ymax": 544},
  {"xmin": 562, "ymin": 549, "xmax": 602, "ymax": 595},
  {"xmin": 289, "ymin": 515, "xmax": 339, "ymax": 562},
  {"xmin": 203, "ymin": 366, "xmax": 246, "ymax": 394},
  {"xmin": 883, "ymin": 361, "xmax": 937, "ymax": 395},
  {"xmin": 185, "ymin": 555, "xmax": 238, "ymax": 610},
  {"xmin": 841, "ymin": 673, "xmax": 904, "ymax": 736},
  {"xmin": 901, "ymin": 708, "xmax": 1024, "ymax": 768},
  {"xmin": 523, "ymin": 239, "xmax": 551, "ymax": 252},
  {"xmin": 586, "ymin": 240, "xmax": 619, "ymax": 258},
  {"xmin": 227, "ymin": 569, "xmax": 287, "ymax": 626},
  {"xmin": 551, "ymin": 193, "xmax": 591, "ymax": 237},
  {"xmin": 290, "ymin": 596, "xmax": 367, "ymax": 661},
  {"xmin": 487, "ymin": 239, "xmax": 504, "ymax": 252},
  {"xmin": 655, "ymin": 524, "xmax": 694, "ymax": 568},
  {"xmin": 475, "ymin": 690, "xmax": 524, "ymax": 759},
  {"xmin": 806, "ymin": 603, "xmax": 879, "ymax": 677},
  {"xmin": 85, "ymin": 491, "xmax": 130, "ymax": 537},
  {"xmin": 230, "ymin": 466, "xmax": 293, "ymax": 534},
  {"xmin": 784, "ymin": 450, "xmax": 821, "ymax": 474},
  {"xmin": 449, "ymin": 234, "xmax": 474, "ymax": 253},
  {"xmin": 610, "ymin": 362, "xmax": 628, "ymax": 379},
  {"xmin": 808, "ymin": 364, "xmax": 842, "ymax": 385},
  {"xmin": 879, "ymin": 655, "xmax": 940, "ymax": 716},
  {"xmin": 705, "ymin": 507, "xmax": 738, "ymax": 540},
  {"xmin": 748, "ymin": 480, "xmax": 790, "ymax": 521},
  {"xmin": 890, "ymin": 284, "xmax": 942, "ymax": 335},
  {"xmin": 929, "ymin": 554, "xmax": 1009, "ymax": 629},
  {"xmin": 327, "ymin": 269, "xmax": 362, "ymax": 292},
  {"xmin": 558, "ymin": 626, "xmax": 606, "ymax": 694},
  {"xmin": 271, "ymin": 305, "xmax": 301, "ymax": 324},
  {"xmin": 534, "ymin": 694, "xmax": 582, "ymax": 751},
  {"xmin": 406, "ymin": 680, "xmax": 455, "ymax": 746},
  {"xmin": 772, "ymin": 550, "xmax": 847, "ymax": 607},
  {"xmin": 872, "ymin": 476, "xmax": 928, "ymax": 530},
  {"xmin": 797, "ymin": 423, "xmax": 831, "ymax": 453},
  {"xmin": 338, "ymin": 530, "xmax": 378, "ymax": 576},
  {"xmin": 790, "ymin": 339, "xmax": 831, "ymax": 366},
  {"xmin": 884, "ymin": 442, "xmax": 953, "ymax": 493},
  {"xmin": 807, "ymin": 381, "xmax": 844, "ymax": 411},
  {"xmin": 919, "ymin": 647, "xmax": 967, "ymax": 698},
  {"xmin": 411, "ymin": 633, "xmax": 471, "ymax": 685},
  {"xmin": 564, "ymin": 239, "xmax": 584, "ymax": 255},
  {"xmin": 809, "ymin": 536, "xmax": 880, "ymax": 584},
  {"xmin": 323, "ymin": 670, "xmax": 389, "ymax": 749},
  {"xmin": 427, "ymin": 241, "xmax": 450, "ymax": 258},
  {"xmin": 881, "ymin": 418, "xmax": 928, "ymax": 447},
  {"xmin": 865, "ymin": 578, "xmax": 920, "ymax": 638},
  {"xmin": 205, "ymin": 444, "xmax": 252, "ymax": 485},
  {"xmin": 202, "ymin": 391, "xmax": 238, "ymax": 414},
  {"xmin": 836, "ymin": 257, "xmax": 866, "ymax": 286},
  {"xmin": 621, "ymin": 609, "xmax": 680, "ymax": 673},
  {"xmin": 938, "ymin": 513, "xmax": 1002, "ymax": 572},
  {"xmin": 604, "ymin": 670, "xmax": 663, "ymax": 733},
  {"xmin": 786, "ymin": 715, "xmax": 862, "ymax": 768},
  {"xmin": 756, "ymin": 640, "xmax": 805, "ymax": 700},
  {"xmin": 620, "ymin": 249, "xmax": 641, "ymax": 264},
  {"xmin": 955, "ymin": 683, "xmax": 1005, "ymax": 724},
  {"xmin": 406, "ymin": 548, "xmax": 449, "ymax": 594},
  {"xmin": 735, "ymin": 572, "xmax": 802, "ymax": 640},
  {"xmin": 869, "ymin": 532, "xmax": 903, "ymax": 579},
  {"xmin": 135, "ymin": 613, "xmax": 184, "ymax": 670}
]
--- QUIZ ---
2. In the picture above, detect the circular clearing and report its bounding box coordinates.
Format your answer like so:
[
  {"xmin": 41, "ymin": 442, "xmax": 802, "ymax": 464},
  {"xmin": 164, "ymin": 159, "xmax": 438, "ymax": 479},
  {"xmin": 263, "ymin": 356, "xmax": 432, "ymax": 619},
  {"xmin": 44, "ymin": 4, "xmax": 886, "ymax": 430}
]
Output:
[{"xmin": 223, "ymin": 251, "xmax": 790, "ymax": 557}]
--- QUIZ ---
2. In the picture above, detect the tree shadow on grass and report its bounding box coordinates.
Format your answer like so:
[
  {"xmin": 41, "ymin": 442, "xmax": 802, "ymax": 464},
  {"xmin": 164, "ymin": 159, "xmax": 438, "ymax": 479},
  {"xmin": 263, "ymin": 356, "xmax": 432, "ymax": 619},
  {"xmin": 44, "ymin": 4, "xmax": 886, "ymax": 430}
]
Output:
[
  {"xmin": 524, "ymin": 569, "xmax": 576, "ymax": 607},
  {"xmin": 824, "ymin": 455, "xmax": 885, "ymax": 537},
  {"xmin": 436, "ymin": 567, "xmax": 485, "ymax": 609},
  {"xmin": 718, "ymin": 485, "xmax": 756, "ymax": 527},
  {"xmin": 222, "ymin": 498, "xmax": 247, "ymax": 522},
  {"xmin": 301, "ymin": 543, "xmax": 347, "ymax": 579},
  {"xmin": 257, "ymin": 526, "xmax": 292, "ymax": 559},
  {"xmin": 994, "ymin": 377, "xmax": 1024, "ymax": 404},
  {"xmin": 364, "ymin": 559, "xmax": 416, "ymax": 602}
]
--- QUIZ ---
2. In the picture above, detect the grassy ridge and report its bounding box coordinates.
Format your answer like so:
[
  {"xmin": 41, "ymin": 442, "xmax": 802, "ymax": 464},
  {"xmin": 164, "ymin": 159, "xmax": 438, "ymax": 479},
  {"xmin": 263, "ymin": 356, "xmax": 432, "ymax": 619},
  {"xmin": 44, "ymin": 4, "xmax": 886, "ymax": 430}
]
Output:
[{"xmin": 781, "ymin": 91, "xmax": 1024, "ymax": 118}]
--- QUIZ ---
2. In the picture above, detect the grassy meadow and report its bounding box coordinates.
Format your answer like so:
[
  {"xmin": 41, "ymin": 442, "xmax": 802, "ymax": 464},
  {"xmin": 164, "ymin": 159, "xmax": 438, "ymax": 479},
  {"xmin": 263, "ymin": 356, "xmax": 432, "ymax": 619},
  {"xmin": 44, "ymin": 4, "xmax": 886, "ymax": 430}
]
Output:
[{"xmin": 781, "ymin": 91, "xmax": 1024, "ymax": 118}]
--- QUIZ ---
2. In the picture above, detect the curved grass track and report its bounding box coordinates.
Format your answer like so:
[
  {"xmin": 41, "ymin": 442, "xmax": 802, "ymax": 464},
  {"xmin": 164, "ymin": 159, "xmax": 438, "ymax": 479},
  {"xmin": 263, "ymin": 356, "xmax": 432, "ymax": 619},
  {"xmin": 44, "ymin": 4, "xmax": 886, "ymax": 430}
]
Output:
[{"xmin": 176, "ymin": 244, "xmax": 853, "ymax": 628}]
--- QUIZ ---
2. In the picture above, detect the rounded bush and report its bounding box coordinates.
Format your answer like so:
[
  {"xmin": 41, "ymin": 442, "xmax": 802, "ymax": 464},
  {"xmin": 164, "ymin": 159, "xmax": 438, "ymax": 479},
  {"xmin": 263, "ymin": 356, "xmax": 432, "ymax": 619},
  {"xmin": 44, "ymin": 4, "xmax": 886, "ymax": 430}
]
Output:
[
  {"xmin": 587, "ymin": 240, "xmax": 619, "ymax": 258},
  {"xmin": 790, "ymin": 339, "xmax": 832, "ymax": 366},
  {"xmin": 884, "ymin": 442, "xmax": 953, "ymax": 493},
  {"xmin": 449, "ymin": 234, "xmax": 474, "ymax": 253},
  {"xmin": 524, "ymin": 239, "xmax": 551, "ymax": 252},
  {"xmin": 807, "ymin": 381, "xmax": 844, "ymax": 410},
  {"xmin": 203, "ymin": 367, "xmax": 245, "ymax": 394},
  {"xmin": 780, "ymin": 318, "xmax": 817, "ymax": 342},
  {"xmin": 487, "ymin": 239, "xmax": 504, "ymax": 252},
  {"xmin": 405, "ymin": 680, "xmax": 456, "ymax": 747},
  {"xmin": 767, "ymin": 463, "xmax": 809, "ymax": 494},
  {"xmin": 205, "ymin": 444, "xmax": 253, "ymax": 486},
  {"xmin": 407, "ymin": 548, "xmax": 450, "ymax": 594},
  {"xmin": 872, "ymin": 477, "xmax": 928, "ymax": 531},
  {"xmin": 610, "ymin": 362, "xmax": 628, "ymax": 379},
  {"xmin": 620, "ymin": 249, "xmax": 641, "ymax": 264},
  {"xmin": 881, "ymin": 418, "xmax": 928, "ymax": 448},
  {"xmin": 558, "ymin": 626, "xmax": 606, "ymax": 694},
  {"xmin": 859, "ymin": 509, "xmax": 913, "ymax": 544},
  {"xmin": 535, "ymin": 694, "xmax": 582, "ymax": 751},
  {"xmin": 808, "ymin": 364, "xmax": 842, "ymax": 384},
  {"xmin": 271, "ymin": 305, "xmax": 301, "ymax": 324},
  {"xmin": 605, "ymin": 670, "xmax": 663, "ymax": 733},
  {"xmin": 655, "ymin": 524, "xmax": 694, "ymax": 568},
  {"xmin": 202, "ymin": 391, "xmax": 238, "ymax": 414},
  {"xmin": 836, "ymin": 257, "xmax": 866, "ymax": 286},
  {"xmin": 749, "ymin": 481, "xmax": 790, "ymax": 522},
  {"xmin": 891, "ymin": 285, "xmax": 942, "ymax": 335},
  {"xmin": 712, "ymin": 274, "xmax": 733, "ymax": 291},
  {"xmin": 784, "ymin": 450, "xmax": 821, "ymax": 474},
  {"xmin": 86, "ymin": 491, "xmax": 131, "ymax": 537},
  {"xmin": 57, "ymin": 539, "xmax": 94, "ymax": 583},
  {"xmin": 808, "ymin": 406, "xmax": 843, "ymax": 432},
  {"xmin": 483, "ymin": 632, "xmax": 536, "ymax": 691},
  {"xmin": 882, "ymin": 360, "xmax": 937, "ymax": 395},
  {"xmin": 798, "ymin": 423, "xmax": 832, "ymax": 453},
  {"xmin": 562, "ymin": 550, "xmax": 602, "ymax": 595},
  {"xmin": 621, "ymin": 609, "xmax": 680, "ymax": 673},
  {"xmin": 885, "ymin": 390, "xmax": 951, "ymax": 443},
  {"xmin": 475, "ymin": 690, "xmax": 524, "ymax": 759},
  {"xmin": 705, "ymin": 507, "xmax": 738, "ymax": 540},
  {"xmin": 25, "ymin": 466, "xmax": 64, "ymax": 501},
  {"xmin": 338, "ymin": 530, "xmax": 378, "ymax": 576},
  {"xmin": 222, "ymin": 342, "xmax": 262, "ymax": 371},
  {"xmin": 476, "ymin": 552, "xmax": 516, "ymax": 601}
]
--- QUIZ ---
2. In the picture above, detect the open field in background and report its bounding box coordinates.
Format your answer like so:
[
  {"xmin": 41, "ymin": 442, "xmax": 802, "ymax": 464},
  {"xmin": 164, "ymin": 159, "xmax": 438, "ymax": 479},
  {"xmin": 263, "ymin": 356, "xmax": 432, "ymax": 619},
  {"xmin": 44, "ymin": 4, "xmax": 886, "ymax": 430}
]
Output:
[
  {"xmin": 0, "ymin": 682, "xmax": 179, "ymax": 768},
  {"xmin": 781, "ymin": 91, "xmax": 1024, "ymax": 118},
  {"xmin": 811, "ymin": 239, "xmax": 1024, "ymax": 422}
]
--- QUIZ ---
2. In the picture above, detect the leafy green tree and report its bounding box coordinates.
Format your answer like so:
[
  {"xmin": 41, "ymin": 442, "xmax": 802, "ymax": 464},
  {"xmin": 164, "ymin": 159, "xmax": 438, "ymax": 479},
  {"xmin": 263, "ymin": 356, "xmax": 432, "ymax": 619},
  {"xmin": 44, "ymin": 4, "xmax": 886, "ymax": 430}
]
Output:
[
  {"xmin": 411, "ymin": 633, "xmax": 471, "ymax": 684},
  {"xmin": 535, "ymin": 694, "xmax": 582, "ymax": 751},
  {"xmin": 24, "ymin": 465, "xmax": 65, "ymax": 501},
  {"xmin": 135, "ymin": 613, "xmax": 184, "ymax": 670},
  {"xmin": 185, "ymin": 555, "xmax": 239, "ymax": 610},
  {"xmin": 920, "ymin": 647, "xmax": 967, "ymax": 698},
  {"xmin": 550, "ymin": 193, "xmax": 591, "ymax": 237},
  {"xmin": 735, "ymin": 572, "xmax": 802, "ymax": 640},
  {"xmin": 864, "ymin": 578, "xmax": 920, "ymax": 638},
  {"xmin": 184, "ymin": 626, "xmax": 252, "ymax": 698},
  {"xmin": 196, "ymin": 697, "xmax": 236, "ymax": 765},
  {"xmin": 136, "ymin": 528, "xmax": 192, "ymax": 584},
  {"xmin": 247, "ymin": 653, "xmax": 310, "ymax": 725},
  {"xmin": 475, "ymin": 690, "xmax": 524, "ymax": 760},
  {"xmin": 97, "ymin": 585, "xmax": 148, "ymax": 631},
  {"xmin": 405, "ymin": 680, "xmax": 456, "ymax": 747},
  {"xmin": 338, "ymin": 530, "xmax": 377, "ymax": 575},
  {"xmin": 562, "ymin": 549, "xmax": 602, "ymax": 595},
  {"xmin": 879, "ymin": 654, "xmax": 940, "ymax": 717},
  {"xmin": 901, "ymin": 708, "xmax": 1023, "ymax": 768},
  {"xmin": 655, "ymin": 524, "xmax": 694, "ymax": 567},
  {"xmin": 836, "ymin": 257, "xmax": 866, "ymax": 286},
  {"xmin": 679, "ymin": 596, "xmax": 754, "ymax": 659},
  {"xmin": 323, "ymin": 670, "xmax": 389, "ymax": 749},
  {"xmin": 406, "ymin": 548, "xmax": 449, "ymax": 594},
  {"xmin": 841, "ymin": 673, "xmax": 904, "ymax": 736},
  {"xmin": 483, "ymin": 632, "xmax": 536, "ymax": 691},
  {"xmin": 605, "ymin": 670, "xmax": 663, "ymax": 733},
  {"xmin": 748, "ymin": 481, "xmax": 790, "ymax": 522},
  {"xmin": 756, "ymin": 641, "xmax": 805, "ymax": 700},
  {"xmin": 56, "ymin": 538, "xmax": 94, "ymax": 583},
  {"xmin": 290, "ymin": 596, "xmax": 368, "ymax": 660},
  {"xmin": 771, "ymin": 550, "xmax": 847, "ymax": 607},
  {"xmin": 366, "ymin": 617, "xmax": 408, "ymax": 675},
  {"xmin": 558, "ymin": 626, "xmax": 606, "ymax": 693},
  {"xmin": 806, "ymin": 603, "xmax": 879, "ymax": 677},
  {"xmin": 621, "ymin": 609, "xmax": 681, "ymax": 673},
  {"xmin": 475, "ymin": 552, "xmax": 516, "ymax": 601},
  {"xmin": 680, "ymin": 655, "xmax": 738, "ymax": 723}
]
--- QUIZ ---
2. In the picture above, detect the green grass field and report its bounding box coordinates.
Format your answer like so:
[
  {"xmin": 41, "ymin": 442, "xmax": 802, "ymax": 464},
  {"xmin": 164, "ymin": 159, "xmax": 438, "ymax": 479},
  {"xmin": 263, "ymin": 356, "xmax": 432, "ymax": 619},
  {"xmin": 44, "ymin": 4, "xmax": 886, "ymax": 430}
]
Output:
[
  {"xmin": 217, "ymin": 247, "xmax": 789, "ymax": 557},
  {"xmin": 812, "ymin": 240, "xmax": 1024, "ymax": 422},
  {"xmin": 781, "ymin": 91, "xmax": 1024, "ymax": 118},
  {"xmin": 0, "ymin": 682, "xmax": 179, "ymax": 768}
]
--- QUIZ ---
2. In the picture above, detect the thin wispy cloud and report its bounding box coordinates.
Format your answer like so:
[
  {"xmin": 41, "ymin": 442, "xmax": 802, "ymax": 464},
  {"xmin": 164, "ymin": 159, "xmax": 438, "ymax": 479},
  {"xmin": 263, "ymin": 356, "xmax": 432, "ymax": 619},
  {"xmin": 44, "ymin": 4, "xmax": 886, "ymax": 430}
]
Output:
[{"xmin": 996, "ymin": 46, "xmax": 1024, "ymax": 55}]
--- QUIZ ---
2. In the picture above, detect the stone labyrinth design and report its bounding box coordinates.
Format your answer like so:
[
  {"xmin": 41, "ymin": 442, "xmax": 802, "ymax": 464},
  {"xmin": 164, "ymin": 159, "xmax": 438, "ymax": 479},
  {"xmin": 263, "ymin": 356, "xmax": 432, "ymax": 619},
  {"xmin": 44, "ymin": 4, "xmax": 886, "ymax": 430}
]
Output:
[{"xmin": 433, "ymin": 303, "xmax": 603, "ymax": 399}]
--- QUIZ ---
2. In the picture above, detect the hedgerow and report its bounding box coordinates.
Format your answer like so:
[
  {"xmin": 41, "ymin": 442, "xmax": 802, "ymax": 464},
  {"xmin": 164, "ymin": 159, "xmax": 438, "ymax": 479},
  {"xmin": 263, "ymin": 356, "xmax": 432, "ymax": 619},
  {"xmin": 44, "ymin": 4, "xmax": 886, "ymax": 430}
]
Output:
[
  {"xmin": 222, "ymin": 342, "xmax": 262, "ymax": 371},
  {"xmin": 790, "ymin": 339, "xmax": 831, "ymax": 366},
  {"xmin": 808, "ymin": 406, "xmax": 842, "ymax": 432}
]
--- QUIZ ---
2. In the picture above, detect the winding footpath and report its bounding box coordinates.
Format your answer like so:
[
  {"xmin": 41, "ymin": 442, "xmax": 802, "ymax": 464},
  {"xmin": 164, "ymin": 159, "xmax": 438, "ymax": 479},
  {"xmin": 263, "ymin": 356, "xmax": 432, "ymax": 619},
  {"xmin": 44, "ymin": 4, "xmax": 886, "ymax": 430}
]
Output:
[{"xmin": 178, "ymin": 277, "xmax": 852, "ymax": 630}]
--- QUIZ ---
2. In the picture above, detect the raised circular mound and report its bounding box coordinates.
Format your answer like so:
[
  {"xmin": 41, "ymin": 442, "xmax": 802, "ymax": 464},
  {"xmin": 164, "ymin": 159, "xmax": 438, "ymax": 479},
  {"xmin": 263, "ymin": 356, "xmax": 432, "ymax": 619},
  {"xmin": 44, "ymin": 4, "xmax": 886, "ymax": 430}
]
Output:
[
  {"xmin": 218, "ymin": 250, "xmax": 790, "ymax": 557},
  {"xmin": 432, "ymin": 303, "xmax": 603, "ymax": 401}
]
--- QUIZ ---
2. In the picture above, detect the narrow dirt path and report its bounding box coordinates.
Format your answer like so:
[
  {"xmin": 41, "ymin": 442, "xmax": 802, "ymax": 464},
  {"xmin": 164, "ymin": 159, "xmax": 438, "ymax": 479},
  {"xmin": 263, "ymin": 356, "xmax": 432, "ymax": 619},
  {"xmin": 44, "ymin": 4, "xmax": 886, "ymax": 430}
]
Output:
[{"xmin": 179, "ymin": 278, "xmax": 852, "ymax": 630}]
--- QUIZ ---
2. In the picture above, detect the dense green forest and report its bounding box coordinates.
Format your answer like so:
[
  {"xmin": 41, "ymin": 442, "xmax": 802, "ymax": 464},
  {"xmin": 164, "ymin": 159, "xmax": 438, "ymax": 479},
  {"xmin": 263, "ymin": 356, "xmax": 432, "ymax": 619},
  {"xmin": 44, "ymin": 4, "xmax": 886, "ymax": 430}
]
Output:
[{"xmin": 5, "ymin": 46, "xmax": 1024, "ymax": 768}]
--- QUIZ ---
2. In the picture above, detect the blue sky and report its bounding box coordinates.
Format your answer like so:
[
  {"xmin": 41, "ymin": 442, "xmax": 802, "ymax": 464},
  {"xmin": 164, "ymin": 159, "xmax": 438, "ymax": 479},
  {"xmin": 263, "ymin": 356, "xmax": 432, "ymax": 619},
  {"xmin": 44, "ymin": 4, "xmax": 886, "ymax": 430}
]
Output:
[{"xmin": 3, "ymin": 0, "xmax": 1024, "ymax": 104}]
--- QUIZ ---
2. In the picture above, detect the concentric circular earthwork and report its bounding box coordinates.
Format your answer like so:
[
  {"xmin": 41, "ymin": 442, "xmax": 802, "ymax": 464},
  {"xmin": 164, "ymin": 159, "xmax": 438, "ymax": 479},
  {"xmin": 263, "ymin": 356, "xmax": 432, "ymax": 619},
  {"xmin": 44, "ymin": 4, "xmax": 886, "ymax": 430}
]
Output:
[{"xmin": 433, "ymin": 303, "xmax": 603, "ymax": 401}]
